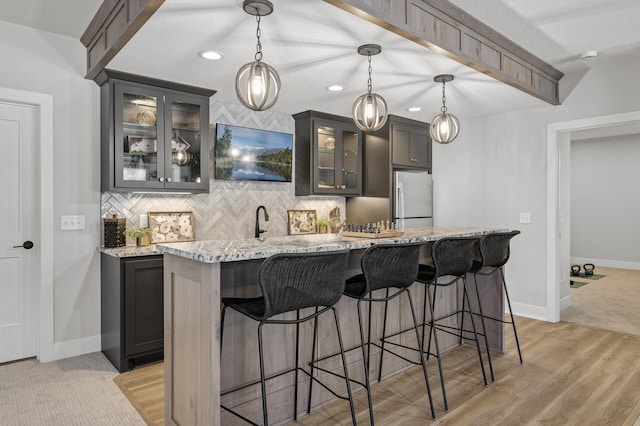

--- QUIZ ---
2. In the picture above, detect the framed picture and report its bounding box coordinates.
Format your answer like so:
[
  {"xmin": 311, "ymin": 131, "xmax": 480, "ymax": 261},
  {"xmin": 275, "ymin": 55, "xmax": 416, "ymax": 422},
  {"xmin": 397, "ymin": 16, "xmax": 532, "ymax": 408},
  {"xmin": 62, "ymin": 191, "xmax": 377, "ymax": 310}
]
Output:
[
  {"xmin": 127, "ymin": 136, "xmax": 157, "ymax": 154},
  {"xmin": 214, "ymin": 123, "xmax": 293, "ymax": 182},
  {"xmin": 148, "ymin": 211, "xmax": 195, "ymax": 243},
  {"xmin": 287, "ymin": 210, "xmax": 317, "ymax": 235}
]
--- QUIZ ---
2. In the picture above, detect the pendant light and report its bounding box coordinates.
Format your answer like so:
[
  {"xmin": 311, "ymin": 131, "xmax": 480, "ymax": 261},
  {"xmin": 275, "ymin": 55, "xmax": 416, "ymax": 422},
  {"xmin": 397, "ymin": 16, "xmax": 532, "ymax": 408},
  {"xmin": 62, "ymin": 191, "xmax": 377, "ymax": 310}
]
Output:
[
  {"xmin": 430, "ymin": 74, "xmax": 460, "ymax": 144},
  {"xmin": 352, "ymin": 44, "xmax": 388, "ymax": 132},
  {"xmin": 235, "ymin": 0, "xmax": 281, "ymax": 111}
]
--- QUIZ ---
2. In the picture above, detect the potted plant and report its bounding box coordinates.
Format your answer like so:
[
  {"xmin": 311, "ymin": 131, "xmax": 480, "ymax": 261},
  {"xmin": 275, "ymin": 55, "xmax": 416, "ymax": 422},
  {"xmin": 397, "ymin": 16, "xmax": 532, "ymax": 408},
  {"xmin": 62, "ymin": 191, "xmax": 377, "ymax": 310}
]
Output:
[
  {"xmin": 316, "ymin": 218, "xmax": 329, "ymax": 234},
  {"xmin": 124, "ymin": 227, "xmax": 152, "ymax": 247}
]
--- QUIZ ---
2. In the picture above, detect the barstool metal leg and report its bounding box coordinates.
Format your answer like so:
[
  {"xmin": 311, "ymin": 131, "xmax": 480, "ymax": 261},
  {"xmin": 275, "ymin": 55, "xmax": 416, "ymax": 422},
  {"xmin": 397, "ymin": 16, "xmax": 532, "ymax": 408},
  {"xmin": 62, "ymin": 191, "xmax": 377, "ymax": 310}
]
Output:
[
  {"xmin": 420, "ymin": 284, "xmax": 429, "ymax": 357},
  {"xmin": 377, "ymin": 291, "xmax": 390, "ymax": 383},
  {"xmin": 257, "ymin": 322, "xmax": 269, "ymax": 426},
  {"xmin": 472, "ymin": 274, "xmax": 495, "ymax": 382},
  {"xmin": 357, "ymin": 299, "xmax": 375, "ymax": 426},
  {"xmin": 426, "ymin": 284, "xmax": 448, "ymax": 412},
  {"xmin": 458, "ymin": 279, "xmax": 466, "ymax": 346},
  {"xmin": 405, "ymin": 289, "xmax": 436, "ymax": 420},
  {"xmin": 220, "ymin": 305, "xmax": 228, "ymax": 352},
  {"xmin": 330, "ymin": 307, "xmax": 358, "ymax": 426},
  {"xmin": 307, "ymin": 307, "xmax": 319, "ymax": 414},
  {"xmin": 294, "ymin": 310, "xmax": 300, "ymax": 420},
  {"xmin": 500, "ymin": 268, "xmax": 523, "ymax": 364},
  {"xmin": 462, "ymin": 277, "xmax": 488, "ymax": 386}
]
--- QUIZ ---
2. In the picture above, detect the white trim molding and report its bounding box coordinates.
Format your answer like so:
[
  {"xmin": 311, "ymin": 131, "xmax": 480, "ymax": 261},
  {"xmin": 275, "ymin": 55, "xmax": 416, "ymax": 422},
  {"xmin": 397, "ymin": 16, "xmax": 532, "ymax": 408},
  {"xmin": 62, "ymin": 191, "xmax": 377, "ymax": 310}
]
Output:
[
  {"xmin": 53, "ymin": 335, "xmax": 101, "ymax": 361},
  {"xmin": 510, "ymin": 302, "xmax": 549, "ymax": 322}
]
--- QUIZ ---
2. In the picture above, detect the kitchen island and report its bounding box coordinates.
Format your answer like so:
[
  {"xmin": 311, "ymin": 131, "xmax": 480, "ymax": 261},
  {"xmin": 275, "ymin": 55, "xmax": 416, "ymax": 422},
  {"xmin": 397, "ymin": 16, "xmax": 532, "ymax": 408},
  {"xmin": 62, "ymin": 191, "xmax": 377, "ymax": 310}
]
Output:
[{"xmin": 157, "ymin": 226, "xmax": 508, "ymax": 426}]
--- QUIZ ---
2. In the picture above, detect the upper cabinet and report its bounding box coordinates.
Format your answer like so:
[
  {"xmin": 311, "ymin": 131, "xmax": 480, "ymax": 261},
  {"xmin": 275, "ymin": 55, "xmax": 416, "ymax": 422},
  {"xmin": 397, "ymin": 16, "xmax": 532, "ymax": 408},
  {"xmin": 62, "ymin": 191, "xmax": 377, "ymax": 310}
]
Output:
[
  {"xmin": 97, "ymin": 70, "xmax": 215, "ymax": 193},
  {"xmin": 361, "ymin": 115, "xmax": 432, "ymax": 197},
  {"xmin": 293, "ymin": 110, "xmax": 362, "ymax": 196},
  {"xmin": 390, "ymin": 119, "xmax": 432, "ymax": 169}
]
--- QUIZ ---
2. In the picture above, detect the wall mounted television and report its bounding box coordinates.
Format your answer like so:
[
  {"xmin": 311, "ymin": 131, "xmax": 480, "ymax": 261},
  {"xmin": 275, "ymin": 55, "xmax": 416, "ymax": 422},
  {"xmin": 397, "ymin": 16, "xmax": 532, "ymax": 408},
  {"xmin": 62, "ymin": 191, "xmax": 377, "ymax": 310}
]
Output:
[{"xmin": 214, "ymin": 123, "xmax": 293, "ymax": 182}]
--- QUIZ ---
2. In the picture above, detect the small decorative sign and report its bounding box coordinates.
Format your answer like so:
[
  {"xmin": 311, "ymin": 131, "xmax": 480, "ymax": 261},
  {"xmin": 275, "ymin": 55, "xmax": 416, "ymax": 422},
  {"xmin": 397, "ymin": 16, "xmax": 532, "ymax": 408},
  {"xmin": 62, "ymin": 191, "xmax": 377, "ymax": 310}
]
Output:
[
  {"xmin": 148, "ymin": 211, "xmax": 195, "ymax": 243},
  {"xmin": 287, "ymin": 210, "xmax": 317, "ymax": 235}
]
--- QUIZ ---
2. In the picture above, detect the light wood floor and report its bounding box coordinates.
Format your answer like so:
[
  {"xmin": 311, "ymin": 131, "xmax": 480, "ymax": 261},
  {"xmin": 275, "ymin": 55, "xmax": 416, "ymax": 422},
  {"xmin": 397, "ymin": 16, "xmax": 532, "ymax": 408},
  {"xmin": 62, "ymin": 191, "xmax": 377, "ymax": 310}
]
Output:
[{"xmin": 115, "ymin": 316, "xmax": 640, "ymax": 425}]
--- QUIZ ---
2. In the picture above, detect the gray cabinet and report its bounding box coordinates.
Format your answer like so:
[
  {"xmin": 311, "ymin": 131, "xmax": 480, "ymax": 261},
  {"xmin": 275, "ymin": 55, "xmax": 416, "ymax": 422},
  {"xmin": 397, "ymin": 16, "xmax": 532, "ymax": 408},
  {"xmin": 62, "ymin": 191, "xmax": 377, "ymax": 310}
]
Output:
[
  {"xmin": 101, "ymin": 254, "xmax": 164, "ymax": 372},
  {"xmin": 360, "ymin": 115, "xmax": 432, "ymax": 197},
  {"xmin": 98, "ymin": 70, "xmax": 215, "ymax": 193},
  {"xmin": 390, "ymin": 119, "xmax": 432, "ymax": 169},
  {"xmin": 347, "ymin": 115, "xmax": 432, "ymax": 222},
  {"xmin": 293, "ymin": 110, "xmax": 363, "ymax": 196}
]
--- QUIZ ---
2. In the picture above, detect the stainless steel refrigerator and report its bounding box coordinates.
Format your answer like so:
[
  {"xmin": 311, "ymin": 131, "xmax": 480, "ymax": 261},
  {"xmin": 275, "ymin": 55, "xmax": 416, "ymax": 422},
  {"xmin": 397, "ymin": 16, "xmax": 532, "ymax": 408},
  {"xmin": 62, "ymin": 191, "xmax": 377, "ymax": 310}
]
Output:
[{"xmin": 393, "ymin": 170, "xmax": 433, "ymax": 228}]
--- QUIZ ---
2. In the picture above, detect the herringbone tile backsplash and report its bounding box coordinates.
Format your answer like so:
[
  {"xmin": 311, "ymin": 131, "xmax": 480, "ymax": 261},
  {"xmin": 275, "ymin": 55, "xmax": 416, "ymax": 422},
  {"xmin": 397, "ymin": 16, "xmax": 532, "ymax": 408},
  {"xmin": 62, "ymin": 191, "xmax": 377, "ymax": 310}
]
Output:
[{"xmin": 101, "ymin": 100, "xmax": 345, "ymax": 241}]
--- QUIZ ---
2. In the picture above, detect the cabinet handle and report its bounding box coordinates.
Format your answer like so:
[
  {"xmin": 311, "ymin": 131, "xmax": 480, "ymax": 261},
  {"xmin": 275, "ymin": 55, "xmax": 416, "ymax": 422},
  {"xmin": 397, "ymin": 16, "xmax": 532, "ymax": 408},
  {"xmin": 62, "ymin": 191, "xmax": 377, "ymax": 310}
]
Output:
[
  {"xmin": 167, "ymin": 177, "xmax": 173, "ymax": 183},
  {"xmin": 159, "ymin": 177, "xmax": 165, "ymax": 182}
]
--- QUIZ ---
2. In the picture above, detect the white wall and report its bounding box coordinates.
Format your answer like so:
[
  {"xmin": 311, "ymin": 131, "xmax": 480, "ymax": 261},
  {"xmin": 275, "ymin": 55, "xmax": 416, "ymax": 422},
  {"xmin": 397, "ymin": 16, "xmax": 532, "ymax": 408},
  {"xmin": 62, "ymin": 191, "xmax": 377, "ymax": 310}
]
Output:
[
  {"xmin": 570, "ymin": 134, "xmax": 640, "ymax": 268},
  {"xmin": 433, "ymin": 53, "xmax": 640, "ymax": 319},
  {"xmin": 0, "ymin": 21, "xmax": 101, "ymax": 356}
]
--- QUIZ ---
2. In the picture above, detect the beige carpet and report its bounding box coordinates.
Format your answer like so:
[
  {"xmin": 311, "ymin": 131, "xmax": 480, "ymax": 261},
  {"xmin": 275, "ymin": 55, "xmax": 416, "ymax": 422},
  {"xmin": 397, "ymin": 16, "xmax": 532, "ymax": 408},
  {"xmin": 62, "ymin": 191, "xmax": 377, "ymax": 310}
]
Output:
[
  {"xmin": 0, "ymin": 352, "xmax": 145, "ymax": 425},
  {"xmin": 561, "ymin": 266, "xmax": 640, "ymax": 336}
]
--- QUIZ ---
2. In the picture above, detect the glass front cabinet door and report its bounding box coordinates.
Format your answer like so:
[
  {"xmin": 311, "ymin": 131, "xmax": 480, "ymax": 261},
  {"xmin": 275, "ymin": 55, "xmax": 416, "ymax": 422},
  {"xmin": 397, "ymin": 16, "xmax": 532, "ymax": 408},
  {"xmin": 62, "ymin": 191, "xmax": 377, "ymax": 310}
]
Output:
[
  {"xmin": 100, "ymin": 71, "xmax": 214, "ymax": 193},
  {"xmin": 314, "ymin": 120, "xmax": 361, "ymax": 194},
  {"xmin": 294, "ymin": 111, "xmax": 362, "ymax": 196}
]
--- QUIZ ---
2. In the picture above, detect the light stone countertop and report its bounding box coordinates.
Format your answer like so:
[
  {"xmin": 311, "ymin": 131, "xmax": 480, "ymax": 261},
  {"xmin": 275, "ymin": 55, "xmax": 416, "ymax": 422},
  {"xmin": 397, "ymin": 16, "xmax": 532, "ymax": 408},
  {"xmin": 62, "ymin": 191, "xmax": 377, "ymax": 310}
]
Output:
[
  {"xmin": 98, "ymin": 245, "xmax": 162, "ymax": 258},
  {"xmin": 155, "ymin": 226, "xmax": 508, "ymax": 263}
]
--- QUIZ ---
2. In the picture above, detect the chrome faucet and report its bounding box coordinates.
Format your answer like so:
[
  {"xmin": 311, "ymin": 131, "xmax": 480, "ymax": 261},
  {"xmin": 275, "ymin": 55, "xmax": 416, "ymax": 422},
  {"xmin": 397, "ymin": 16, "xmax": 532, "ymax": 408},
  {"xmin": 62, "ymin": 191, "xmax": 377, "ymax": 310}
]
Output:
[{"xmin": 255, "ymin": 205, "xmax": 270, "ymax": 238}]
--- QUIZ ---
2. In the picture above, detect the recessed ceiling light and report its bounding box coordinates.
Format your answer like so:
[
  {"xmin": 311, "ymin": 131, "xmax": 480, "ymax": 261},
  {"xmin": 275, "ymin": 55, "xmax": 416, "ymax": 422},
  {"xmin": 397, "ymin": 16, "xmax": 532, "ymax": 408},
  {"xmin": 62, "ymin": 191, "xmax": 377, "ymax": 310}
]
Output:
[
  {"xmin": 407, "ymin": 107, "xmax": 422, "ymax": 112},
  {"xmin": 198, "ymin": 50, "xmax": 223, "ymax": 60},
  {"xmin": 327, "ymin": 85, "xmax": 344, "ymax": 92}
]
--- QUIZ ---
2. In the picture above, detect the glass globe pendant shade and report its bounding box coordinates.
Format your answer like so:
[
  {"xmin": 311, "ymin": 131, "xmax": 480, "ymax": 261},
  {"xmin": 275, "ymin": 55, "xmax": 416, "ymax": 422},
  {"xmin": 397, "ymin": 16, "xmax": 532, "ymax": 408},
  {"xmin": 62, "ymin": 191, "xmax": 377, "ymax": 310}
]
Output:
[
  {"xmin": 235, "ymin": 60, "xmax": 281, "ymax": 111},
  {"xmin": 352, "ymin": 92, "xmax": 388, "ymax": 131},
  {"xmin": 429, "ymin": 111, "xmax": 460, "ymax": 144}
]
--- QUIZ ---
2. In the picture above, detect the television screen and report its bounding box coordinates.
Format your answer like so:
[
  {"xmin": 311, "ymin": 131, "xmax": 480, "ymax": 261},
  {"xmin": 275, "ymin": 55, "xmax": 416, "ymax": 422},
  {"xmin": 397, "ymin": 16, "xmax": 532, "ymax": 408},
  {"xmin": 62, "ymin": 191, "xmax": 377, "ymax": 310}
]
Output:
[{"xmin": 214, "ymin": 123, "xmax": 293, "ymax": 182}]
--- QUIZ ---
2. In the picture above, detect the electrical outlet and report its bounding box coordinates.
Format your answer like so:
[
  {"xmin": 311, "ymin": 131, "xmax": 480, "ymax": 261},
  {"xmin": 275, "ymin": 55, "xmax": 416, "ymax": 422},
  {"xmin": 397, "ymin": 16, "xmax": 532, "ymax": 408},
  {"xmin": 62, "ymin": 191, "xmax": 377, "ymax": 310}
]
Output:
[
  {"xmin": 61, "ymin": 215, "xmax": 85, "ymax": 230},
  {"xmin": 139, "ymin": 214, "xmax": 149, "ymax": 228},
  {"xmin": 519, "ymin": 212, "xmax": 531, "ymax": 224}
]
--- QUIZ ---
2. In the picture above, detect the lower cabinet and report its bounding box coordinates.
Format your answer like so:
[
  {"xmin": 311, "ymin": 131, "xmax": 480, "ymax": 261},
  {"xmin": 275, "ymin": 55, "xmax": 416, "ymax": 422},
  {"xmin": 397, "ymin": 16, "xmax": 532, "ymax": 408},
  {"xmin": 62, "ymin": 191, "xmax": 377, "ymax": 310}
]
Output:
[{"xmin": 101, "ymin": 253, "xmax": 164, "ymax": 372}]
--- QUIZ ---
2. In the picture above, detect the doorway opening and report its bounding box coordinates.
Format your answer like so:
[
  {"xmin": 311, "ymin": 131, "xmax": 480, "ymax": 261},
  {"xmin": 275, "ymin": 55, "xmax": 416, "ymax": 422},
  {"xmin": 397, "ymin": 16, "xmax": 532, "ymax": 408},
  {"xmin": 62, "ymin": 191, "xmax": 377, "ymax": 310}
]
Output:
[{"xmin": 546, "ymin": 110, "xmax": 640, "ymax": 322}]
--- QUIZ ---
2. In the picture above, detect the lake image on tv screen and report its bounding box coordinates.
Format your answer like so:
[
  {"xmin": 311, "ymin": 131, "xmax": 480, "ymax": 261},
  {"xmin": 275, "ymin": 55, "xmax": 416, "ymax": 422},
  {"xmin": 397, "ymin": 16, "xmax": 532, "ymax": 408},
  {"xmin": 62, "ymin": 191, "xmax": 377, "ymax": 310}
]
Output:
[{"xmin": 215, "ymin": 124, "xmax": 293, "ymax": 182}]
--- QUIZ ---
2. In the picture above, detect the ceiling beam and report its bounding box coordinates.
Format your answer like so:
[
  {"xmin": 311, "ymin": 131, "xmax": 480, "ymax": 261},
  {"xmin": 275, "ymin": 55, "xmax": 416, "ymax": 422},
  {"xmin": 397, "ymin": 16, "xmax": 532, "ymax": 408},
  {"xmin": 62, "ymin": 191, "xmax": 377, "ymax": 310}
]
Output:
[
  {"xmin": 81, "ymin": 0, "xmax": 165, "ymax": 81},
  {"xmin": 324, "ymin": 0, "xmax": 564, "ymax": 105}
]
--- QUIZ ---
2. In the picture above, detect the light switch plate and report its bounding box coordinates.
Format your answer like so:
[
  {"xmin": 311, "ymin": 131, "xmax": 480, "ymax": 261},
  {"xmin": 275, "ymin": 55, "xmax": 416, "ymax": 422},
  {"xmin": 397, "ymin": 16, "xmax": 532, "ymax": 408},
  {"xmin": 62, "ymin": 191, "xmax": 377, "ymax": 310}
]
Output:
[
  {"xmin": 519, "ymin": 212, "xmax": 531, "ymax": 224},
  {"xmin": 61, "ymin": 215, "xmax": 85, "ymax": 230},
  {"xmin": 139, "ymin": 214, "xmax": 148, "ymax": 228}
]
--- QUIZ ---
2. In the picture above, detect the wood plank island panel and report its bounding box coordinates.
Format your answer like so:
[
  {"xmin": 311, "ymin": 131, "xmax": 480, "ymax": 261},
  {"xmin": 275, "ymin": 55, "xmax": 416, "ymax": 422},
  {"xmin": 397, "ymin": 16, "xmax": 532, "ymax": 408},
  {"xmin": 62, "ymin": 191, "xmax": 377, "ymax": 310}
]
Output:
[
  {"xmin": 324, "ymin": 0, "xmax": 563, "ymax": 105},
  {"xmin": 159, "ymin": 227, "xmax": 508, "ymax": 425}
]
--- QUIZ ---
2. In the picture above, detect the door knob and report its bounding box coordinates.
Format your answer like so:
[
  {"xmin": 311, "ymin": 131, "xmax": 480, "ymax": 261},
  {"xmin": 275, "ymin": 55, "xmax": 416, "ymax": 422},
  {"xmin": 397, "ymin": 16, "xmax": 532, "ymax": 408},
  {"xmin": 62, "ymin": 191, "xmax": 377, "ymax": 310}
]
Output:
[{"xmin": 13, "ymin": 241, "xmax": 34, "ymax": 249}]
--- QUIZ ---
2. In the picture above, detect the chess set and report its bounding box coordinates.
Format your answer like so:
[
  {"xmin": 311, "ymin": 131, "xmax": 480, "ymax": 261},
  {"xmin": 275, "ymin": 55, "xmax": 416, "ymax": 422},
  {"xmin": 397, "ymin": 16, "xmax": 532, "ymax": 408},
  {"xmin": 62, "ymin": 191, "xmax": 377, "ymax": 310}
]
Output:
[{"xmin": 340, "ymin": 220, "xmax": 404, "ymax": 239}]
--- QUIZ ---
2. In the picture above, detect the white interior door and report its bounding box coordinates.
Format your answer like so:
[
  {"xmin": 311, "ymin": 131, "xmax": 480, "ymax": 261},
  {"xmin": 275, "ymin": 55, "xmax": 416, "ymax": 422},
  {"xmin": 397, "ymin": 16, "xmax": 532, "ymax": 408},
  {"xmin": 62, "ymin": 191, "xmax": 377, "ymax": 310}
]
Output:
[{"xmin": 0, "ymin": 101, "xmax": 37, "ymax": 363}]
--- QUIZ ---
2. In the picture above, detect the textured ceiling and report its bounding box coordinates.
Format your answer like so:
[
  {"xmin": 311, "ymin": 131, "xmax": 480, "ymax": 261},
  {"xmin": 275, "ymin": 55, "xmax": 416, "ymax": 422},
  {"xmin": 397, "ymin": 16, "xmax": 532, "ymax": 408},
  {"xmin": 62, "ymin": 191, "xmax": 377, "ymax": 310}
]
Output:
[
  {"xmin": 0, "ymin": 0, "xmax": 102, "ymax": 38},
  {"xmin": 1, "ymin": 0, "xmax": 639, "ymax": 122}
]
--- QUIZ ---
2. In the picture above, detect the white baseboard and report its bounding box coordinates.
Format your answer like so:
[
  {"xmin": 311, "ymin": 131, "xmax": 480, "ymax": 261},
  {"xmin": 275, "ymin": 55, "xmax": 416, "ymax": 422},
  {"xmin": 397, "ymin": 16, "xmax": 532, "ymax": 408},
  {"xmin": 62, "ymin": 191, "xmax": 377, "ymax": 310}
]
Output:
[
  {"xmin": 570, "ymin": 257, "xmax": 640, "ymax": 271},
  {"xmin": 52, "ymin": 335, "xmax": 101, "ymax": 361},
  {"xmin": 560, "ymin": 294, "xmax": 572, "ymax": 311},
  {"xmin": 510, "ymin": 301, "xmax": 550, "ymax": 322}
]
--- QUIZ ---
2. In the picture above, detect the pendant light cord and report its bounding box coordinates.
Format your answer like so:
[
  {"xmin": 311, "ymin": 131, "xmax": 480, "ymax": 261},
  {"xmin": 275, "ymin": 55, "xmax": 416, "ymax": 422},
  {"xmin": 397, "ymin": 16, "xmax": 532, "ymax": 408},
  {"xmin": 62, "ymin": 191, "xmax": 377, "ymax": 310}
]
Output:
[
  {"xmin": 255, "ymin": 14, "xmax": 263, "ymax": 62},
  {"xmin": 441, "ymin": 80, "xmax": 448, "ymax": 113},
  {"xmin": 367, "ymin": 54, "xmax": 373, "ymax": 94}
]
